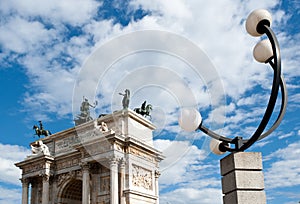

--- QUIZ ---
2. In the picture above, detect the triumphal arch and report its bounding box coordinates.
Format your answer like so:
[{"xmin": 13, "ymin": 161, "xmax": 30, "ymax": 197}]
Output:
[{"xmin": 16, "ymin": 109, "xmax": 164, "ymax": 204}]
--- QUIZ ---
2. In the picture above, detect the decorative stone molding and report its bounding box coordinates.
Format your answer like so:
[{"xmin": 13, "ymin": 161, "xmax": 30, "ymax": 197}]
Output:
[
  {"xmin": 23, "ymin": 163, "xmax": 44, "ymax": 174},
  {"xmin": 114, "ymin": 143, "xmax": 123, "ymax": 152},
  {"xmin": 129, "ymin": 147, "xmax": 153, "ymax": 162},
  {"xmin": 56, "ymin": 157, "xmax": 80, "ymax": 171},
  {"xmin": 20, "ymin": 178, "xmax": 29, "ymax": 185},
  {"xmin": 155, "ymin": 170, "xmax": 161, "ymax": 178},
  {"xmin": 132, "ymin": 164, "xmax": 153, "ymax": 190},
  {"xmin": 56, "ymin": 169, "xmax": 83, "ymax": 187},
  {"xmin": 81, "ymin": 162, "xmax": 90, "ymax": 171}
]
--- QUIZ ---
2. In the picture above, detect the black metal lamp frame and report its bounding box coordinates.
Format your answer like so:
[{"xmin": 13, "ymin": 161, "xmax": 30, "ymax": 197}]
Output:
[{"xmin": 197, "ymin": 21, "xmax": 287, "ymax": 152}]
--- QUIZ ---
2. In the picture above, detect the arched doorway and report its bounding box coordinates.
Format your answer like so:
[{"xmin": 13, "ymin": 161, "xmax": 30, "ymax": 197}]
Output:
[{"xmin": 59, "ymin": 179, "xmax": 82, "ymax": 204}]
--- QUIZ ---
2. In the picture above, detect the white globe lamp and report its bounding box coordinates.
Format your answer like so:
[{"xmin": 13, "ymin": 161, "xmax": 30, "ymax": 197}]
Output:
[
  {"xmin": 178, "ymin": 108, "xmax": 202, "ymax": 132},
  {"xmin": 209, "ymin": 139, "xmax": 227, "ymax": 155},
  {"xmin": 253, "ymin": 39, "xmax": 273, "ymax": 63},
  {"xmin": 246, "ymin": 9, "xmax": 272, "ymax": 37}
]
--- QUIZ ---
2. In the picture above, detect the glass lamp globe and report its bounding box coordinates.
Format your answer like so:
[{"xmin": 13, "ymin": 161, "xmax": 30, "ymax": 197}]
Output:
[
  {"xmin": 246, "ymin": 9, "xmax": 272, "ymax": 37},
  {"xmin": 209, "ymin": 139, "xmax": 226, "ymax": 155},
  {"xmin": 178, "ymin": 108, "xmax": 202, "ymax": 132},
  {"xmin": 253, "ymin": 39, "xmax": 273, "ymax": 63}
]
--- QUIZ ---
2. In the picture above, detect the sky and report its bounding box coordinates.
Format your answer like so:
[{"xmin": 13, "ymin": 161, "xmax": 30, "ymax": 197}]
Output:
[{"xmin": 0, "ymin": 0, "xmax": 299, "ymax": 203}]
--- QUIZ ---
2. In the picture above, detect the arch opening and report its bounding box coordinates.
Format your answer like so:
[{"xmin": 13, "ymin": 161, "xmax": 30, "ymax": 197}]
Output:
[{"xmin": 59, "ymin": 179, "xmax": 82, "ymax": 204}]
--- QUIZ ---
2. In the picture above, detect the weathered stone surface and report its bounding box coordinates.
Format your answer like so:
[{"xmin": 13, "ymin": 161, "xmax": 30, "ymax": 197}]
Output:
[
  {"xmin": 221, "ymin": 152, "xmax": 263, "ymax": 176},
  {"xmin": 223, "ymin": 190, "xmax": 266, "ymax": 204},
  {"xmin": 221, "ymin": 152, "xmax": 266, "ymax": 204},
  {"xmin": 222, "ymin": 170, "xmax": 265, "ymax": 194}
]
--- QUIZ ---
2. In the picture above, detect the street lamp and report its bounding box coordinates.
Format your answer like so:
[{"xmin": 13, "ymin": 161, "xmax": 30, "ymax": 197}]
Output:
[{"xmin": 179, "ymin": 9, "xmax": 287, "ymax": 154}]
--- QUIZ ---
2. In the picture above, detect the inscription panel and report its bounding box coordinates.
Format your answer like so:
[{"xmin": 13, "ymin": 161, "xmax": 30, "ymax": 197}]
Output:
[{"xmin": 54, "ymin": 130, "xmax": 109, "ymax": 154}]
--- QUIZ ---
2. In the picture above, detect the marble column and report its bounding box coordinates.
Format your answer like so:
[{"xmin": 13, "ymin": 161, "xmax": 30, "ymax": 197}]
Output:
[
  {"xmin": 30, "ymin": 181, "xmax": 38, "ymax": 204},
  {"xmin": 110, "ymin": 158, "xmax": 119, "ymax": 204},
  {"xmin": 119, "ymin": 159, "xmax": 126, "ymax": 204},
  {"xmin": 21, "ymin": 178, "xmax": 29, "ymax": 204},
  {"xmin": 155, "ymin": 171, "xmax": 161, "ymax": 204},
  {"xmin": 42, "ymin": 175, "xmax": 50, "ymax": 204},
  {"xmin": 82, "ymin": 163, "xmax": 90, "ymax": 204}
]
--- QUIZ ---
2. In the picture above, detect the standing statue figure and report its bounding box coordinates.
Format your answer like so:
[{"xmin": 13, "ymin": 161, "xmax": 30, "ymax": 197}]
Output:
[
  {"xmin": 119, "ymin": 89, "xmax": 130, "ymax": 109},
  {"xmin": 33, "ymin": 121, "xmax": 52, "ymax": 138},
  {"xmin": 74, "ymin": 97, "xmax": 98, "ymax": 125}
]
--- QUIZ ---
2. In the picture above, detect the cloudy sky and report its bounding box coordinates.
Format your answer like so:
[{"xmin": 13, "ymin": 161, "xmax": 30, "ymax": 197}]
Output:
[{"xmin": 0, "ymin": 0, "xmax": 300, "ymax": 203}]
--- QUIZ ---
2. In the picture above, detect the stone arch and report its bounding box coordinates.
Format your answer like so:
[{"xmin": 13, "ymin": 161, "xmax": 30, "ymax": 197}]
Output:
[{"xmin": 57, "ymin": 179, "xmax": 82, "ymax": 204}]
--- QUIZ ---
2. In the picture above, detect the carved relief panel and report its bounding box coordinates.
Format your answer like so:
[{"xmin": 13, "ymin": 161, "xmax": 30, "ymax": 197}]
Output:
[{"xmin": 132, "ymin": 164, "xmax": 153, "ymax": 191}]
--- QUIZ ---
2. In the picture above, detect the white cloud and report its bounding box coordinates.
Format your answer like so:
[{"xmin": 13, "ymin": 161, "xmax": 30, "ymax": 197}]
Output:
[
  {"xmin": 160, "ymin": 187, "xmax": 222, "ymax": 204},
  {"xmin": 154, "ymin": 139, "xmax": 223, "ymax": 203},
  {"xmin": 265, "ymin": 141, "xmax": 300, "ymax": 188},
  {"xmin": 1, "ymin": 0, "xmax": 297, "ymax": 128},
  {"xmin": 154, "ymin": 139, "xmax": 206, "ymax": 185},
  {"xmin": 0, "ymin": 16, "xmax": 56, "ymax": 54},
  {"xmin": 0, "ymin": 186, "xmax": 21, "ymax": 204},
  {"xmin": 0, "ymin": 0, "xmax": 101, "ymax": 26},
  {"xmin": 0, "ymin": 143, "xmax": 30, "ymax": 186}
]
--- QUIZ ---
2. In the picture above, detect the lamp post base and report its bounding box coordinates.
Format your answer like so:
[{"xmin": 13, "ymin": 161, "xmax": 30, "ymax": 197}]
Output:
[{"xmin": 220, "ymin": 152, "xmax": 266, "ymax": 204}]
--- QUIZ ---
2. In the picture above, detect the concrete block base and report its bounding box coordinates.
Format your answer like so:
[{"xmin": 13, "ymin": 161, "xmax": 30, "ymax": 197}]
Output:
[
  {"xmin": 221, "ymin": 152, "xmax": 266, "ymax": 204},
  {"xmin": 223, "ymin": 190, "xmax": 266, "ymax": 204}
]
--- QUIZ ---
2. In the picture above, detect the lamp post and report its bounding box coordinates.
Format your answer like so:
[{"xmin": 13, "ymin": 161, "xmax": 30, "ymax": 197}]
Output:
[
  {"xmin": 178, "ymin": 9, "xmax": 287, "ymax": 204},
  {"xmin": 179, "ymin": 9, "xmax": 287, "ymax": 154}
]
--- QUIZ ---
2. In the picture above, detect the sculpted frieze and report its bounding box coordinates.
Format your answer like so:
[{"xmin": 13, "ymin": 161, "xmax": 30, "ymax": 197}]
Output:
[
  {"xmin": 23, "ymin": 163, "xmax": 44, "ymax": 174},
  {"xmin": 132, "ymin": 164, "xmax": 153, "ymax": 190},
  {"xmin": 57, "ymin": 170, "xmax": 82, "ymax": 187},
  {"xmin": 55, "ymin": 127, "xmax": 113, "ymax": 153},
  {"xmin": 129, "ymin": 147, "xmax": 153, "ymax": 162},
  {"xmin": 56, "ymin": 158, "xmax": 80, "ymax": 171}
]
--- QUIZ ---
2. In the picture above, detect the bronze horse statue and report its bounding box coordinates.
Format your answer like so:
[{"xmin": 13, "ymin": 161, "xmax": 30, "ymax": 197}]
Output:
[
  {"xmin": 134, "ymin": 101, "xmax": 152, "ymax": 119},
  {"xmin": 33, "ymin": 121, "xmax": 52, "ymax": 138}
]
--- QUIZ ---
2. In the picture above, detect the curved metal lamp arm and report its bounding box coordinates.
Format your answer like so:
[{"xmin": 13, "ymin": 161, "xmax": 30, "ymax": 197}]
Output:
[
  {"xmin": 258, "ymin": 75, "xmax": 287, "ymax": 140},
  {"xmin": 238, "ymin": 24, "xmax": 281, "ymax": 151},
  {"xmin": 198, "ymin": 24, "xmax": 287, "ymax": 152}
]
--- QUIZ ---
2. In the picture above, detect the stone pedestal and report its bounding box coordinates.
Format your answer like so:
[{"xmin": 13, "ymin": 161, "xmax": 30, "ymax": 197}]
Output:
[{"xmin": 220, "ymin": 152, "xmax": 266, "ymax": 204}]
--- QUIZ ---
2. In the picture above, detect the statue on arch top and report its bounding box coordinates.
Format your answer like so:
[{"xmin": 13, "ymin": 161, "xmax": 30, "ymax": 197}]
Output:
[
  {"xmin": 33, "ymin": 121, "xmax": 51, "ymax": 138},
  {"xmin": 134, "ymin": 101, "xmax": 152, "ymax": 119},
  {"xmin": 74, "ymin": 96, "xmax": 97, "ymax": 125},
  {"xmin": 119, "ymin": 89, "xmax": 130, "ymax": 109}
]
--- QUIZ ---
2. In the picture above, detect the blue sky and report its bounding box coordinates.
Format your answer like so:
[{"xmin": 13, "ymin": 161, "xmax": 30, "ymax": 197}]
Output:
[{"xmin": 0, "ymin": 0, "xmax": 299, "ymax": 203}]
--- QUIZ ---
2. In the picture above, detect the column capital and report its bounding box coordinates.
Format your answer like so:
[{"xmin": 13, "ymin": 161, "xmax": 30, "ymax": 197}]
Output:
[
  {"xmin": 109, "ymin": 156, "xmax": 119, "ymax": 166},
  {"xmin": 155, "ymin": 170, "xmax": 161, "ymax": 178},
  {"xmin": 20, "ymin": 178, "xmax": 29, "ymax": 185},
  {"xmin": 80, "ymin": 162, "xmax": 90, "ymax": 171},
  {"xmin": 43, "ymin": 174, "xmax": 50, "ymax": 182},
  {"xmin": 119, "ymin": 157, "xmax": 126, "ymax": 167}
]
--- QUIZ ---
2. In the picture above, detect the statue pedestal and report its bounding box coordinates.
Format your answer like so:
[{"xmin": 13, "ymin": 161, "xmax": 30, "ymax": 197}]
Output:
[{"xmin": 220, "ymin": 152, "xmax": 266, "ymax": 204}]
